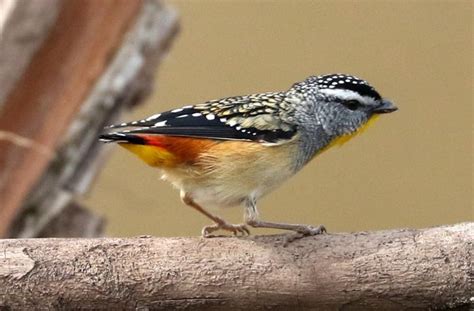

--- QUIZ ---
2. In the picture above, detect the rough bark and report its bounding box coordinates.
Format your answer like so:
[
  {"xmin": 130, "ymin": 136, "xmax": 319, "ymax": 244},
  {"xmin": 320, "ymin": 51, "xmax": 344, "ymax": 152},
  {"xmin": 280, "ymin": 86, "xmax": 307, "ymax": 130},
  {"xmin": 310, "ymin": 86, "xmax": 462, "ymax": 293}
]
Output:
[
  {"xmin": 0, "ymin": 0, "xmax": 179, "ymax": 238},
  {"xmin": 0, "ymin": 223, "xmax": 471, "ymax": 310}
]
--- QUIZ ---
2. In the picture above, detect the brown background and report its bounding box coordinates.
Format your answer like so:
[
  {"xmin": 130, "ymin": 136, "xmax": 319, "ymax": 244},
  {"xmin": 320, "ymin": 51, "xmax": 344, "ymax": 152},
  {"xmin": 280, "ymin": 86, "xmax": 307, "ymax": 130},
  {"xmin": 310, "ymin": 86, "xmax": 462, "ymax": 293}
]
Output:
[{"xmin": 86, "ymin": 0, "xmax": 472, "ymax": 237}]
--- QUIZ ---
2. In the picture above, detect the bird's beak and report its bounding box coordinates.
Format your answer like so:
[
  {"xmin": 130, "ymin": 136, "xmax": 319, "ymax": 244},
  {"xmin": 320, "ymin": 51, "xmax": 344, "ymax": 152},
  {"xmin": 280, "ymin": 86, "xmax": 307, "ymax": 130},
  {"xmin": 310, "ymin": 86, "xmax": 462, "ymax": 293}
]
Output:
[{"xmin": 373, "ymin": 99, "xmax": 398, "ymax": 114}]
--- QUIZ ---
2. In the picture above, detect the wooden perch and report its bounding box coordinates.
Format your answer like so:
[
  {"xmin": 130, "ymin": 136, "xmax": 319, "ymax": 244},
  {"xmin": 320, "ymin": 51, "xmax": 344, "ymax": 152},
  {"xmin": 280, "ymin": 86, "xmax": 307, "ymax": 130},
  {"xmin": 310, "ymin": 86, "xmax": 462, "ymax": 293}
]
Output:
[{"xmin": 0, "ymin": 223, "xmax": 471, "ymax": 310}]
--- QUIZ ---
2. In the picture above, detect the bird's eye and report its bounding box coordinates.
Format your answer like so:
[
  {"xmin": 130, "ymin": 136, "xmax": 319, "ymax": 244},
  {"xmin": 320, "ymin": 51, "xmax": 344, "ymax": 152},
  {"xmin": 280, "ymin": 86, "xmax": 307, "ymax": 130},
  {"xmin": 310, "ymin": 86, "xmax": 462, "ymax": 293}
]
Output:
[{"xmin": 343, "ymin": 100, "xmax": 360, "ymax": 111}]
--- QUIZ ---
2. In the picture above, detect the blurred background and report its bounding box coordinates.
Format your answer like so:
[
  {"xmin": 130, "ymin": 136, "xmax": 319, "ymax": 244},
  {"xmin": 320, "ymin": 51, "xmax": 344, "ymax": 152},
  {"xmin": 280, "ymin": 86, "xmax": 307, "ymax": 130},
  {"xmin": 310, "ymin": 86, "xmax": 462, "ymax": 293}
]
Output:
[
  {"xmin": 86, "ymin": 0, "xmax": 472, "ymax": 237},
  {"xmin": 1, "ymin": 0, "xmax": 471, "ymax": 238}
]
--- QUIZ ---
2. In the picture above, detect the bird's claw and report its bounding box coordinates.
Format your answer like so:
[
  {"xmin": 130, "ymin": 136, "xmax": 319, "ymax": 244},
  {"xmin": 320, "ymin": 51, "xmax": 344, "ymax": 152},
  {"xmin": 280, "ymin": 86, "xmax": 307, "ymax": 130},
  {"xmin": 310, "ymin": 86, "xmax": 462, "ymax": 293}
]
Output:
[
  {"xmin": 297, "ymin": 224, "xmax": 327, "ymax": 236},
  {"xmin": 202, "ymin": 222, "xmax": 250, "ymax": 238},
  {"xmin": 284, "ymin": 224, "xmax": 326, "ymax": 246}
]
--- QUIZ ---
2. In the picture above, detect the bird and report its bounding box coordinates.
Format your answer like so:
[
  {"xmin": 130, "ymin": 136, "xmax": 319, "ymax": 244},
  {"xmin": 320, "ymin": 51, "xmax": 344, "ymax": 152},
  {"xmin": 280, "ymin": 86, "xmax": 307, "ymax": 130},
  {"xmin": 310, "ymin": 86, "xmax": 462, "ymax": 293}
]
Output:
[{"xmin": 99, "ymin": 73, "xmax": 397, "ymax": 240}]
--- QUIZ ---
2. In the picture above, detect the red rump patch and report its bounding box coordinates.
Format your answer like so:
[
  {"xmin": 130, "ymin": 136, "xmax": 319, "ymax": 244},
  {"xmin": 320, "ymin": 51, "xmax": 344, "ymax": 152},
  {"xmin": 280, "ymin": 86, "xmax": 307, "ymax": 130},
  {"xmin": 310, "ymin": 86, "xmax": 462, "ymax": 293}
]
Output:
[{"xmin": 135, "ymin": 134, "xmax": 219, "ymax": 164}]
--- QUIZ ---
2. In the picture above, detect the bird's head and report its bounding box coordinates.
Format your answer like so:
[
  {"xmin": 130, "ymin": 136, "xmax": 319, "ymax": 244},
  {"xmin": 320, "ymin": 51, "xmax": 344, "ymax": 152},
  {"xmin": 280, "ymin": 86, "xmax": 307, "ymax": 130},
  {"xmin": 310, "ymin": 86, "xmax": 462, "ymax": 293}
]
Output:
[{"xmin": 295, "ymin": 74, "xmax": 397, "ymax": 138}]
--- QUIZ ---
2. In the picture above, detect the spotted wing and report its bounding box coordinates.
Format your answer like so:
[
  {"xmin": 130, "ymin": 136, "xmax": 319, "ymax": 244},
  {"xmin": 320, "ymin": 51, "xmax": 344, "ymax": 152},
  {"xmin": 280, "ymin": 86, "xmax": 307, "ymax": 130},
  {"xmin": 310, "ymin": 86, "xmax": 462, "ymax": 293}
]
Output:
[{"xmin": 102, "ymin": 92, "xmax": 298, "ymax": 144}]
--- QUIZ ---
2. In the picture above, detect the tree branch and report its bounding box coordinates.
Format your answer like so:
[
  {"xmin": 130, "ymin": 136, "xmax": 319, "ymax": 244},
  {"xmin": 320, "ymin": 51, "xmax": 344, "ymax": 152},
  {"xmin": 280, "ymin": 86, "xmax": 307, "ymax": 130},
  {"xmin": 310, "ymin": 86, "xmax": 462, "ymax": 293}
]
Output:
[{"xmin": 0, "ymin": 223, "xmax": 471, "ymax": 310}]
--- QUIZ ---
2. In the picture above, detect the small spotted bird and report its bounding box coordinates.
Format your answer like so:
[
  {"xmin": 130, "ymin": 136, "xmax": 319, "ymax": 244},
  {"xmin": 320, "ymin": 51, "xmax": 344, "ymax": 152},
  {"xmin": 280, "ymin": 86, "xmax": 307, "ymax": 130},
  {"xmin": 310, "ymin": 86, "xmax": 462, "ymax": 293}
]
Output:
[{"xmin": 100, "ymin": 74, "xmax": 397, "ymax": 239}]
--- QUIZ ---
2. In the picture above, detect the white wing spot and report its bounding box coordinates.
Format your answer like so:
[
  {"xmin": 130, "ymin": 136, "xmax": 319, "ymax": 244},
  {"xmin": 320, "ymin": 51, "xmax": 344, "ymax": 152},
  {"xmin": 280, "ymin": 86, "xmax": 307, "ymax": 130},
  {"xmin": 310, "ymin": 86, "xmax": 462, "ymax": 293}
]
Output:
[
  {"xmin": 146, "ymin": 114, "xmax": 161, "ymax": 121},
  {"xmin": 206, "ymin": 114, "xmax": 216, "ymax": 120},
  {"xmin": 171, "ymin": 108, "xmax": 183, "ymax": 113},
  {"xmin": 153, "ymin": 121, "xmax": 167, "ymax": 127},
  {"xmin": 176, "ymin": 114, "xmax": 188, "ymax": 118},
  {"xmin": 220, "ymin": 118, "xmax": 227, "ymax": 122},
  {"xmin": 192, "ymin": 113, "xmax": 202, "ymax": 117}
]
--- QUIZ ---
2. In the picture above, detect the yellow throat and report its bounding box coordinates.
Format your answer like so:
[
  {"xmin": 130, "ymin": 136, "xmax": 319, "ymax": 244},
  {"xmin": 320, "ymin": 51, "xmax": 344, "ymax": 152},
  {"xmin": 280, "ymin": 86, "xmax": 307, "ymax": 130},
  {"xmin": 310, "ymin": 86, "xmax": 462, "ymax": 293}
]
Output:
[{"xmin": 320, "ymin": 114, "xmax": 380, "ymax": 154}]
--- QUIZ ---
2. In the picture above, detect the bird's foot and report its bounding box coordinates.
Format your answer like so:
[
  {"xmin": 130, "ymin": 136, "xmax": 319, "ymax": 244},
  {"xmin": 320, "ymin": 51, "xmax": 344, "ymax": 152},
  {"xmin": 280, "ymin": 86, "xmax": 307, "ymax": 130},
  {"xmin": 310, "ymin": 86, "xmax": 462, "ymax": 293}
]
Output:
[
  {"xmin": 202, "ymin": 219, "xmax": 250, "ymax": 238},
  {"xmin": 284, "ymin": 224, "xmax": 327, "ymax": 245}
]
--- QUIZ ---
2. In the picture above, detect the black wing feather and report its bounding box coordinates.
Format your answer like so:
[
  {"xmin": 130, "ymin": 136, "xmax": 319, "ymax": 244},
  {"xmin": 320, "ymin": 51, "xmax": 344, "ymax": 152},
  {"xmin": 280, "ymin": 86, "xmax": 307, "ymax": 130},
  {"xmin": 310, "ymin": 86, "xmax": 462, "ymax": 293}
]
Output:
[{"xmin": 102, "ymin": 93, "xmax": 297, "ymax": 144}]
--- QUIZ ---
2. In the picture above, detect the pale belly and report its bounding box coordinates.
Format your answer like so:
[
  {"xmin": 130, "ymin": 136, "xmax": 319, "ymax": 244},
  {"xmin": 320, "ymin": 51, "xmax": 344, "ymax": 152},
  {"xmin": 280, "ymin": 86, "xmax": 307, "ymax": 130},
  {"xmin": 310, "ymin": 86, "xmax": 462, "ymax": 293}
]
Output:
[
  {"xmin": 185, "ymin": 163, "xmax": 295, "ymax": 208},
  {"xmin": 161, "ymin": 139, "xmax": 299, "ymax": 209}
]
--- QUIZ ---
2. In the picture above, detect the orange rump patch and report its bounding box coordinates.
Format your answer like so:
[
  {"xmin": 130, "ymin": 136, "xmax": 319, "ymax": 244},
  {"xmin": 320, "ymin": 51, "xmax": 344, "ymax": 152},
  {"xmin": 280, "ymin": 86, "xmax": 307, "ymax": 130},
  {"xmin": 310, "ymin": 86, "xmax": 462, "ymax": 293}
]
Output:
[{"xmin": 120, "ymin": 135, "xmax": 219, "ymax": 167}]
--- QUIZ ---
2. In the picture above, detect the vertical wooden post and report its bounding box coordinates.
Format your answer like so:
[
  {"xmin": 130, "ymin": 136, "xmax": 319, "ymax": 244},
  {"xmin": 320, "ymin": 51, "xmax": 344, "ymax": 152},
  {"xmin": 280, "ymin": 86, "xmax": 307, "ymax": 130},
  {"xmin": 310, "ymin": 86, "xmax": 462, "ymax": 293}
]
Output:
[{"xmin": 0, "ymin": 0, "xmax": 178, "ymax": 237}]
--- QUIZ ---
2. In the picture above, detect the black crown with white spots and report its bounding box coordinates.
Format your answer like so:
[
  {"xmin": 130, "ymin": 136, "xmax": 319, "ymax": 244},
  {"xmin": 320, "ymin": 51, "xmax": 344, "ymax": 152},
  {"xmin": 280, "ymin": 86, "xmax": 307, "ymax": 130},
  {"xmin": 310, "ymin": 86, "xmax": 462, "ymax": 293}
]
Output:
[{"xmin": 305, "ymin": 74, "xmax": 382, "ymax": 100}]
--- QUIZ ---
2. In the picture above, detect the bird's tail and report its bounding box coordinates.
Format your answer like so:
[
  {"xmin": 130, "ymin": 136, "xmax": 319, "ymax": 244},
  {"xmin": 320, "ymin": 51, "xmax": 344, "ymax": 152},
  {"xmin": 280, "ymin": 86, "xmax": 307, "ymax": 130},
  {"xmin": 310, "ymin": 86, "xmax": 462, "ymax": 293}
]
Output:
[
  {"xmin": 99, "ymin": 131, "xmax": 218, "ymax": 168},
  {"xmin": 99, "ymin": 131, "xmax": 175, "ymax": 167},
  {"xmin": 99, "ymin": 132, "xmax": 147, "ymax": 144}
]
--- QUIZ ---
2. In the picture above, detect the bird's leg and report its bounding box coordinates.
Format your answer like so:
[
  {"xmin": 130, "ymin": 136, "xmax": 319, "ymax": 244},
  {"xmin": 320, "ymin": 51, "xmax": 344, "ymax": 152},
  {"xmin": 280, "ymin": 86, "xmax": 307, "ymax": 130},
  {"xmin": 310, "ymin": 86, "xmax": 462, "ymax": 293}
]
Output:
[
  {"xmin": 181, "ymin": 192, "xmax": 250, "ymax": 237},
  {"xmin": 244, "ymin": 196, "xmax": 326, "ymax": 243}
]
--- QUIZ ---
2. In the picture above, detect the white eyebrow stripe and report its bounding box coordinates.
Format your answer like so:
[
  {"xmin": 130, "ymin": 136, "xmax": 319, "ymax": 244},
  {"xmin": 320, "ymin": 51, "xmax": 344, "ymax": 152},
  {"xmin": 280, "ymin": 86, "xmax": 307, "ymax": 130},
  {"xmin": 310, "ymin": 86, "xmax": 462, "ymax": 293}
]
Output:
[{"xmin": 319, "ymin": 88, "xmax": 366, "ymax": 102}]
